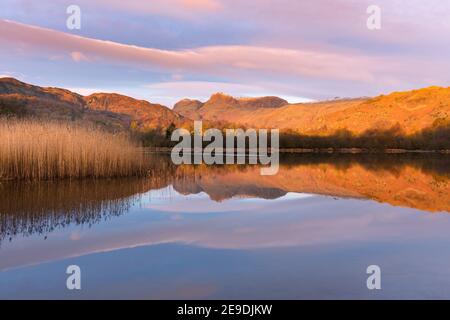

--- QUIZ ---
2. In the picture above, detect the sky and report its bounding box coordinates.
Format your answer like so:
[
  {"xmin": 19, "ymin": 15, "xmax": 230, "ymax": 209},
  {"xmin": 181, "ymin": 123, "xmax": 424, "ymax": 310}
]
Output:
[{"xmin": 0, "ymin": 0, "xmax": 450, "ymax": 107}]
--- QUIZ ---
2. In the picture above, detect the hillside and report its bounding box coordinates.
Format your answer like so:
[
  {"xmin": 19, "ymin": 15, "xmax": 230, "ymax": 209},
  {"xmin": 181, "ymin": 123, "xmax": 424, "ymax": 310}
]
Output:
[
  {"xmin": 173, "ymin": 93, "xmax": 288, "ymax": 122},
  {"xmin": 85, "ymin": 93, "xmax": 186, "ymax": 131},
  {"xmin": 0, "ymin": 78, "xmax": 129, "ymax": 131},
  {"xmin": 174, "ymin": 88, "xmax": 450, "ymax": 135},
  {"xmin": 0, "ymin": 78, "xmax": 186, "ymax": 132},
  {"xmin": 1, "ymin": 78, "xmax": 449, "ymax": 148}
]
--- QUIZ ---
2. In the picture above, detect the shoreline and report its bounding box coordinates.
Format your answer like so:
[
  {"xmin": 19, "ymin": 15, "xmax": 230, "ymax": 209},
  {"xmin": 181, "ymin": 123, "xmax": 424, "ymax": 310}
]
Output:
[{"xmin": 142, "ymin": 147, "xmax": 450, "ymax": 154}]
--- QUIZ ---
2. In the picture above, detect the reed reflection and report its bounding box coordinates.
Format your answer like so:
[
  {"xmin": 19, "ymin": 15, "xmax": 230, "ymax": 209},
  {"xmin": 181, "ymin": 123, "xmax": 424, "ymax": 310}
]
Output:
[
  {"xmin": 0, "ymin": 154, "xmax": 449, "ymax": 246},
  {"xmin": 0, "ymin": 179, "xmax": 159, "ymax": 244}
]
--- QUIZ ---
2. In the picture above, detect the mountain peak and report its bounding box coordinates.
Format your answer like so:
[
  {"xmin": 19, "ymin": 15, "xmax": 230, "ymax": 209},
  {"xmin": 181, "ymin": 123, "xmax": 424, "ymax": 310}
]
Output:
[
  {"xmin": 208, "ymin": 92, "xmax": 238, "ymax": 104},
  {"xmin": 239, "ymin": 96, "xmax": 288, "ymax": 108},
  {"xmin": 0, "ymin": 77, "xmax": 22, "ymax": 83},
  {"xmin": 173, "ymin": 99, "xmax": 204, "ymax": 119},
  {"xmin": 206, "ymin": 93, "xmax": 288, "ymax": 109},
  {"xmin": 0, "ymin": 77, "xmax": 33, "ymax": 91}
]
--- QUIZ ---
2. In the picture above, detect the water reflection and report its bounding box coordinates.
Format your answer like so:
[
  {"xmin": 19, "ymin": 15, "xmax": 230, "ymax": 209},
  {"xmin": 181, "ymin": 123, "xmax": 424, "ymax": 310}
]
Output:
[
  {"xmin": 0, "ymin": 154, "xmax": 450, "ymax": 299},
  {"xmin": 0, "ymin": 154, "xmax": 449, "ymax": 246},
  {"xmin": 173, "ymin": 154, "xmax": 450, "ymax": 212},
  {"xmin": 0, "ymin": 179, "xmax": 160, "ymax": 244}
]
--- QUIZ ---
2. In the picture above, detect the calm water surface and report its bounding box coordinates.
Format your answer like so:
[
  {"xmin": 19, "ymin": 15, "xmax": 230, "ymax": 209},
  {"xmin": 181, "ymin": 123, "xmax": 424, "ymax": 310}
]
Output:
[{"xmin": 0, "ymin": 154, "xmax": 449, "ymax": 299}]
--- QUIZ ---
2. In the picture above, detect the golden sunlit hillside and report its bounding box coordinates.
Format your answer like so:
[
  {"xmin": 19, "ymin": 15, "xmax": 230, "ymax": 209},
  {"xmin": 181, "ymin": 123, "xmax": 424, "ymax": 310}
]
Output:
[
  {"xmin": 174, "ymin": 87, "xmax": 450, "ymax": 136},
  {"xmin": 1, "ymin": 77, "xmax": 450, "ymax": 149}
]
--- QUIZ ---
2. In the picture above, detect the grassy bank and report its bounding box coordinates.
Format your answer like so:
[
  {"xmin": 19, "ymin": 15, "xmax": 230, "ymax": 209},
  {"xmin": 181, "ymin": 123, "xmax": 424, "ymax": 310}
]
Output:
[
  {"xmin": 0, "ymin": 120, "xmax": 146, "ymax": 180},
  {"xmin": 140, "ymin": 121, "xmax": 450, "ymax": 151}
]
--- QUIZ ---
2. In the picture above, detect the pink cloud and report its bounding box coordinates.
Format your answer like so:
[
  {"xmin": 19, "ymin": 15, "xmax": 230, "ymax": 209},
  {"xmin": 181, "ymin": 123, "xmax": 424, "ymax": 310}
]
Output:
[
  {"xmin": 70, "ymin": 0, "xmax": 450, "ymax": 49},
  {"xmin": 0, "ymin": 19, "xmax": 427, "ymax": 85},
  {"xmin": 180, "ymin": 0, "xmax": 222, "ymax": 11},
  {"xmin": 218, "ymin": 0, "xmax": 450, "ymax": 49},
  {"xmin": 83, "ymin": 0, "xmax": 223, "ymax": 20},
  {"xmin": 70, "ymin": 51, "xmax": 90, "ymax": 62}
]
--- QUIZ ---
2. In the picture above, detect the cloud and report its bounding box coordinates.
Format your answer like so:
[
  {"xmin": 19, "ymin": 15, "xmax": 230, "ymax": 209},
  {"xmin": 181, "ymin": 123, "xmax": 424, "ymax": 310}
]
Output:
[
  {"xmin": 67, "ymin": 0, "xmax": 450, "ymax": 50},
  {"xmin": 83, "ymin": 0, "xmax": 223, "ymax": 20},
  {"xmin": 4, "ymin": 1, "xmax": 450, "ymax": 56},
  {"xmin": 181, "ymin": 0, "xmax": 222, "ymax": 11},
  {"xmin": 171, "ymin": 74, "xmax": 184, "ymax": 81},
  {"xmin": 217, "ymin": 0, "xmax": 450, "ymax": 50},
  {"xmin": 0, "ymin": 19, "xmax": 427, "ymax": 84},
  {"xmin": 1, "ymin": 13, "xmax": 449, "ymax": 101},
  {"xmin": 70, "ymin": 51, "xmax": 90, "ymax": 62}
]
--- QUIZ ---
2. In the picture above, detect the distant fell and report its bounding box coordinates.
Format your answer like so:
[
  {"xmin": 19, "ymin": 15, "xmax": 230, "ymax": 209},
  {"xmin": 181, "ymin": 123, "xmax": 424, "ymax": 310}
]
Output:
[
  {"xmin": 0, "ymin": 77, "xmax": 187, "ymax": 132},
  {"xmin": 173, "ymin": 87, "xmax": 450, "ymax": 135},
  {"xmin": 173, "ymin": 92, "xmax": 288, "ymax": 121},
  {"xmin": 2, "ymin": 78, "xmax": 450, "ymax": 147}
]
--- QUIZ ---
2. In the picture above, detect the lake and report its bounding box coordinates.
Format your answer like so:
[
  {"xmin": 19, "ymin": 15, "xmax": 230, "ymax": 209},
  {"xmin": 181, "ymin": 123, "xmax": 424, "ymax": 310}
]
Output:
[{"xmin": 0, "ymin": 153, "xmax": 449, "ymax": 299}]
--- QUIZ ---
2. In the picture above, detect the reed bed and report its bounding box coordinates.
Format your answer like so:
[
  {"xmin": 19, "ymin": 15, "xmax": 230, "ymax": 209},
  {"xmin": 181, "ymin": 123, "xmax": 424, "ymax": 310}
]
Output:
[{"xmin": 0, "ymin": 120, "xmax": 146, "ymax": 180}]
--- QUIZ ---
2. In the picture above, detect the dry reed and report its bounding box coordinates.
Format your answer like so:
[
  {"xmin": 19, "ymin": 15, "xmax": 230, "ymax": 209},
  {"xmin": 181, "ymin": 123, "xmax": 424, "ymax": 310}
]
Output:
[{"xmin": 0, "ymin": 119, "xmax": 146, "ymax": 180}]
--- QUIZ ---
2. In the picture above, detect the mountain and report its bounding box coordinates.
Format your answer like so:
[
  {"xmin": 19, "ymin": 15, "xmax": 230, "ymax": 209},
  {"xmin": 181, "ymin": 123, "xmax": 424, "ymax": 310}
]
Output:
[
  {"xmin": 0, "ymin": 77, "xmax": 186, "ymax": 132},
  {"xmin": 172, "ymin": 99, "xmax": 204, "ymax": 120},
  {"xmin": 85, "ymin": 93, "xmax": 186, "ymax": 131},
  {"xmin": 2, "ymin": 77, "xmax": 449, "ymax": 142},
  {"xmin": 174, "ymin": 88, "xmax": 450, "ymax": 135},
  {"xmin": 173, "ymin": 93, "xmax": 288, "ymax": 122},
  {"xmin": 247, "ymin": 87, "xmax": 450, "ymax": 135}
]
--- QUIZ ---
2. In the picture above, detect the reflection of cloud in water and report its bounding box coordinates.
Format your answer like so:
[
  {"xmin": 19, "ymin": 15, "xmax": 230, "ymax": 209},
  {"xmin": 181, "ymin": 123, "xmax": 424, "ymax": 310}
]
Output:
[
  {"xmin": 0, "ymin": 154, "xmax": 449, "ymax": 271},
  {"xmin": 145, "ymin": 187, "xmax": 315, "ymax": 213},
  {"xmin": 1, "ymin": 190, "xmax": 448, "ymax": 271}
]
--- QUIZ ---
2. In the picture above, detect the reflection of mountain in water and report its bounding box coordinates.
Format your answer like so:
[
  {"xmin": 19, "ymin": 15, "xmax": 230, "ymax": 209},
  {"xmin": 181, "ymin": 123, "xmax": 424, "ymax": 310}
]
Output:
[
  {"xmin": 172, "ymin": 166, "xmax": 287, "ymax": 201},
  {"xmin": 174, "ymin": 155, "xmax": 449, "ymax": 212},
  {"xmin": 0, "ymin": 154, "xmax": 449, "ymax": 244}
]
